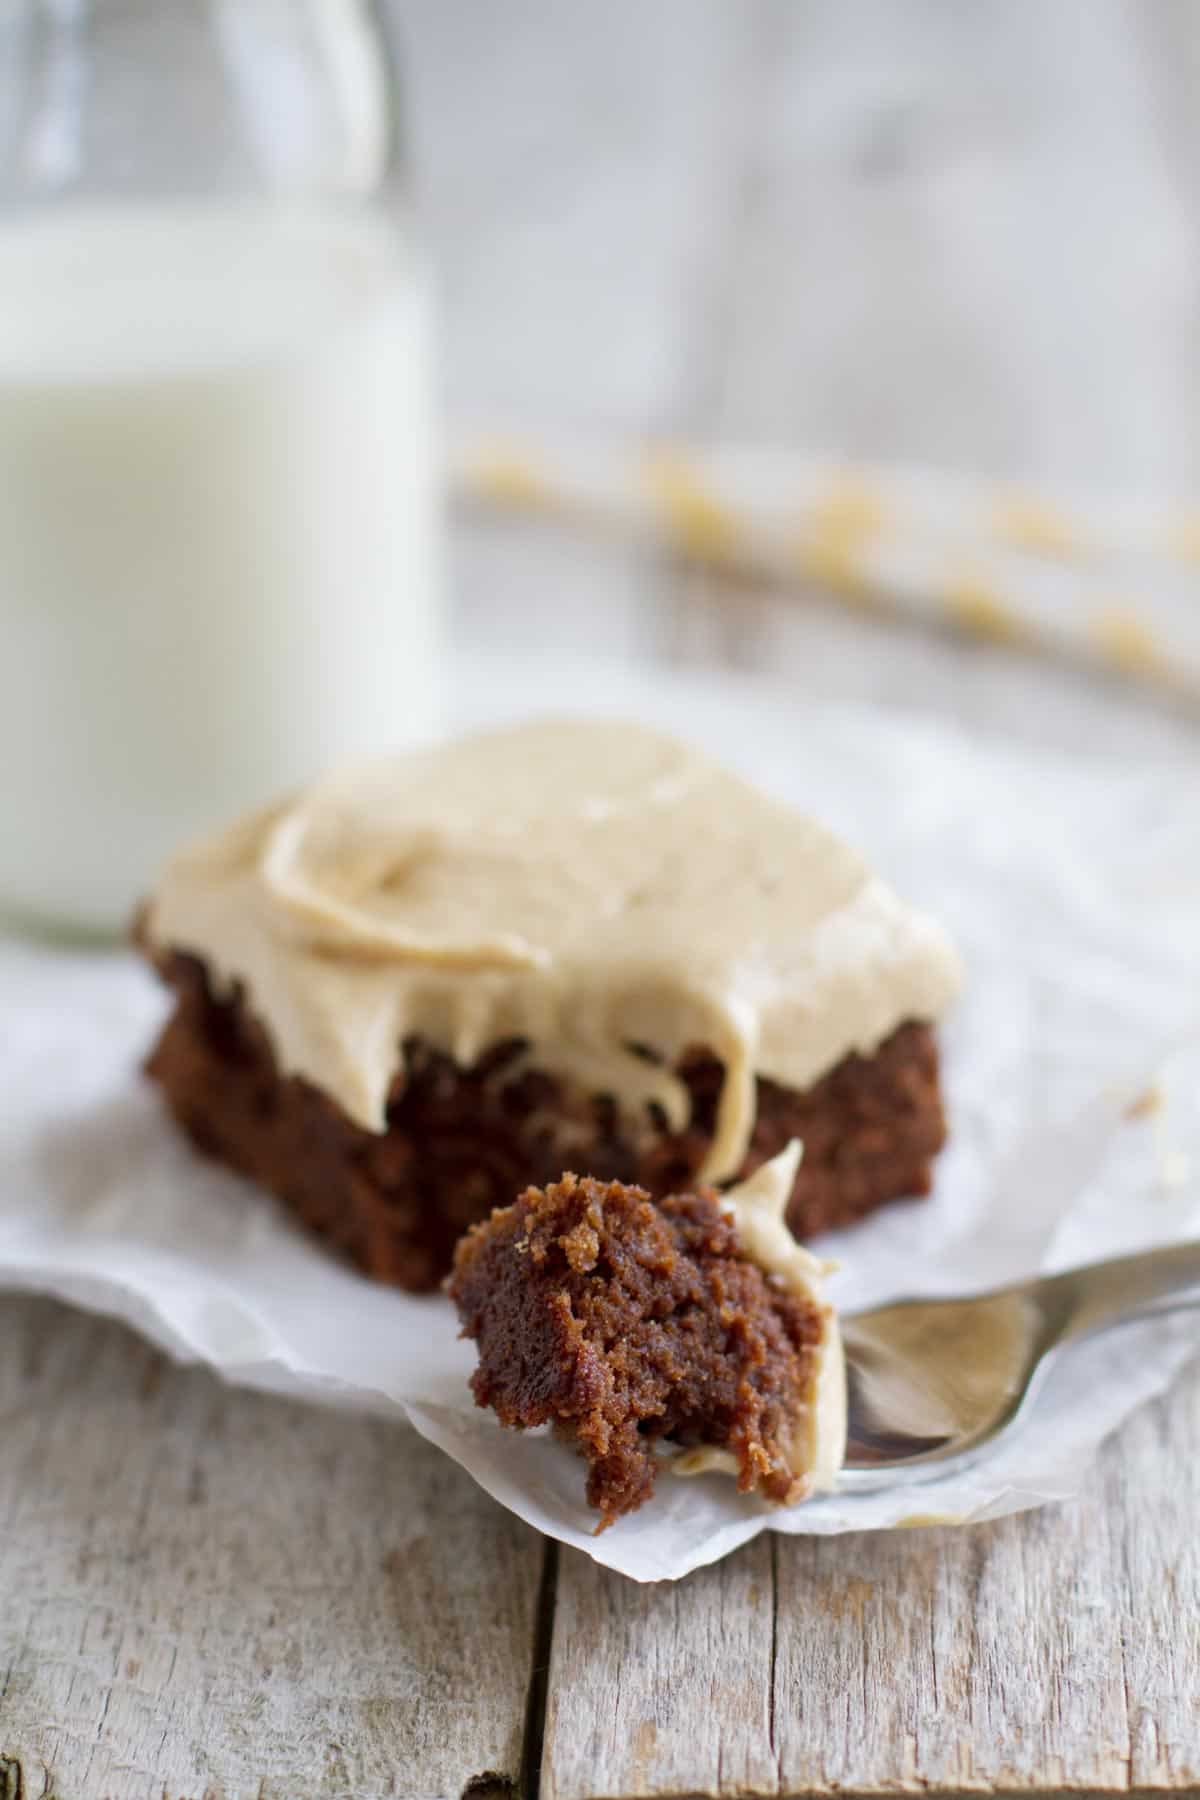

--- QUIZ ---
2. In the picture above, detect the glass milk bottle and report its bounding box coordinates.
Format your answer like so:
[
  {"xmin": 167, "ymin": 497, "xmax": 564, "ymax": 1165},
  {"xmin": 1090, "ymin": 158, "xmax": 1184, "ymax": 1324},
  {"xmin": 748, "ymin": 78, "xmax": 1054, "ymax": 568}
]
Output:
[{"xmin": 0, "ymin": 0, "xmax": 440, "ymax": 935}]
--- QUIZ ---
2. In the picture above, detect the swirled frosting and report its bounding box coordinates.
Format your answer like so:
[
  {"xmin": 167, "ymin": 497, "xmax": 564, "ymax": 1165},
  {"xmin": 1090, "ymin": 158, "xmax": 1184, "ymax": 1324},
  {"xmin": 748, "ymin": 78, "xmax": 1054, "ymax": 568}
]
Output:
[{"xmin": 145, "ymin": 718, "xmax": 961, "ymax": 1181}]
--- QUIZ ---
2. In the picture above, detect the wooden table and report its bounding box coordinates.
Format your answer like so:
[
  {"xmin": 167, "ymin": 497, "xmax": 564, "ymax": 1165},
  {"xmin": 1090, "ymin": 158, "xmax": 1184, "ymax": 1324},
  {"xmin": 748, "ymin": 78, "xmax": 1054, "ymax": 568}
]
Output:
[
  {"xmin": 1, "ymin": 1294, "xmax": 1197, "ymax": 1799},
  {"xmin": 4, "ymin": 3, "xmax": 1200, "ymax": 1794}
]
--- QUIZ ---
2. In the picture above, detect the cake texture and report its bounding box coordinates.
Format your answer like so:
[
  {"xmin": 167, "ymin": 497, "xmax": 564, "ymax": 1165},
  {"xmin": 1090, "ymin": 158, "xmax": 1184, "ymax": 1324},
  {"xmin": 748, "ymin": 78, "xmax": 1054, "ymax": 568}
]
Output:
[
  {"xmin": 142, "ymin": 718, "xmax": 961, "ymax": 1287},
  {"xmin": 448, "ymin": 1145, "xmax": 846, "ymax": 1527}
]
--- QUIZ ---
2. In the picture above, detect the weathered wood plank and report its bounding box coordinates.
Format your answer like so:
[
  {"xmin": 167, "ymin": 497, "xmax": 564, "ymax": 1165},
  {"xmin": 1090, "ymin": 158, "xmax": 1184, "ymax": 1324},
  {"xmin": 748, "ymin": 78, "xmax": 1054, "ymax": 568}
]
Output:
[
  {"xmin": 1114, "ymin": 1367, "xmax": 1200, "ymax": 1791},
  {"xmin": 0, "ymin": 1296, "xmax": 542, "ymax": 1800},
  {"xmin": 542, "ymin": 1535, "xmax": 778, "ymax": 1800},
  {"xmin": 540, "ymin": 1357, "xmax": 1200, "ymax": 1799},
  {"xmin": 6, "ymin": 4, "xmax": 1200, "ymax": 1798}
]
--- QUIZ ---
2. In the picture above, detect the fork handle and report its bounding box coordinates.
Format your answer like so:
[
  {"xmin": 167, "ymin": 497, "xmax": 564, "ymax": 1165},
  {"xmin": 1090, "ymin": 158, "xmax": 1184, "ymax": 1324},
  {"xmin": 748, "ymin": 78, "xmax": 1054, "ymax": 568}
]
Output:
[{"xmin": 1046, "ymin": 1239, "xmax": 1200, "ymax": 1344}]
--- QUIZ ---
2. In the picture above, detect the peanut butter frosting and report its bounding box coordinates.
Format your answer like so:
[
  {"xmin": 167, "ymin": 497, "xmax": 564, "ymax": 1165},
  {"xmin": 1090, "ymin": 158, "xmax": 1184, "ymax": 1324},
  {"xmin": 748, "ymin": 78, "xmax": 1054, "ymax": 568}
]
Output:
[
  {"xmin": 145, "ymin": 717, "xmax": 962, "ymax": 1181},
  {"xmin": 674, "ymin": 1142, "xmax": 847, "ymax": 1495}
]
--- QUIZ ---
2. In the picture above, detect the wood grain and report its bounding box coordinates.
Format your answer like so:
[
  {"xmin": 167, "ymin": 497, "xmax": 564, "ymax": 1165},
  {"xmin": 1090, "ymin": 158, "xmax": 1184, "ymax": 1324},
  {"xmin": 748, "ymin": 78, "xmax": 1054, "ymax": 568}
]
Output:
[
  {"xmin": 542, "ymin": 1536, "xmax": 779, "ymax": 1799},
  {"xmin": 0, "ymin": 1296, "xmax": 542, "ymax": 1800},
  {"xmin": 540, "ymin": 1355, "xmax": 1200, "ymax": 1799},
  {"xmin": 5, "ymin": 1, "xmax": 1200, "ymax": 1795}
]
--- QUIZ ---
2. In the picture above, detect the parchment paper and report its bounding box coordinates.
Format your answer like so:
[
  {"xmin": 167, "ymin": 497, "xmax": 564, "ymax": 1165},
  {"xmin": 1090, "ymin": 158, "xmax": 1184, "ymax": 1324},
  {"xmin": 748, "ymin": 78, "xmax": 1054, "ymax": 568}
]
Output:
[{"xmin": 3, "ymin": 652, "xmax": 1198, "ymax": 1581}]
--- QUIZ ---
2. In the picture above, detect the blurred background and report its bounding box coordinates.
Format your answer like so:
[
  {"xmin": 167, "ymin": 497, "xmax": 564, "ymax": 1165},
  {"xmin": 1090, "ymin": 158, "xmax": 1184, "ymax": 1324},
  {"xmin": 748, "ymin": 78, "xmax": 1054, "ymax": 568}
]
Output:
[
  {"xmin": 404, "ymin": 0, "xmax": 1200, "ymax": 758},
  {"xmin": 3, "ymin": 0, "xmax": 1199, "ymax": 937}
]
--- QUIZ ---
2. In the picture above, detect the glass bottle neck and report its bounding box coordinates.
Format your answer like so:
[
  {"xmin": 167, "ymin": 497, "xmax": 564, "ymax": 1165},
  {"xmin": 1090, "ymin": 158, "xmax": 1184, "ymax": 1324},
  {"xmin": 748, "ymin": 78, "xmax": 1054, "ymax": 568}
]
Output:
[{"xmin": 0, "ymin": 0, "xmax": 408, "ymax": 212}]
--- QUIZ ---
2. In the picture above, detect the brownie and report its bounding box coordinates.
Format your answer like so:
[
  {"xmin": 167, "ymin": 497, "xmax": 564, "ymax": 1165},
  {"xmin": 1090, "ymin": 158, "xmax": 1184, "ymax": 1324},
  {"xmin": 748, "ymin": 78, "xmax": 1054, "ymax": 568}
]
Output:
[
  {"xmin": 448, "ymin": 1173, "xmax": 826, "ymax": 1527},
  {"xmin": 144, "ymin": 949, "xmax": 947, "ymax": 1292}
]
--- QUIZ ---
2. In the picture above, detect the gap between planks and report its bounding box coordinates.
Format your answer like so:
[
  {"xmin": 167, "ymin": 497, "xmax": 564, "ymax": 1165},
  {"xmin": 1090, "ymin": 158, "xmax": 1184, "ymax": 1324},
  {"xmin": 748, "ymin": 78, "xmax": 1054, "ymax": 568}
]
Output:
[{"xmin": 536, "ymin": 1355, "xmax": 1200, "ymax": 1800}]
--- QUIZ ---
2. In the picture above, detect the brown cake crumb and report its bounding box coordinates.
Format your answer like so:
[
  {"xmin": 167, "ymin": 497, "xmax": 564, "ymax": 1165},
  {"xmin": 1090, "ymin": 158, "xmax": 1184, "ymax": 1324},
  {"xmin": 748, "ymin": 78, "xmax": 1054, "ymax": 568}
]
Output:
[
  {"xmin": 144, "ymin": 949, "xmax": 946, "ymax": 1293},
  {"xmin": 448, "ymin": 1174, "xmax": 825, "ymax": 1529}
]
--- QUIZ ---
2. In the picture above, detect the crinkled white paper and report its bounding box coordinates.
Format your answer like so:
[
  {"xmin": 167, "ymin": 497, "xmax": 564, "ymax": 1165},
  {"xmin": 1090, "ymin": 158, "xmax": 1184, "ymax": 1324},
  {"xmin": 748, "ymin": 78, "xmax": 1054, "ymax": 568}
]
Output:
[{"xmin": 3, "ymin": 652, "xmax": 1199, "ymax": 1581}]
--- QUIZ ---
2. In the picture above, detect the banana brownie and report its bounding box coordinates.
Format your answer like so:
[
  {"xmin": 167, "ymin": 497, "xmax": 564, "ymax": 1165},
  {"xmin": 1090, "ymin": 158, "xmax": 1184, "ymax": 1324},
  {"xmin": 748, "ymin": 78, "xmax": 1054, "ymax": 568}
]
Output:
[
  {"xmin": 448, "ymin": 1146, "xmax": 846, "ymax": 1526},
  {"xmin": 141, "ymin": 718, "xmax": 961, "ymax": 1289}
]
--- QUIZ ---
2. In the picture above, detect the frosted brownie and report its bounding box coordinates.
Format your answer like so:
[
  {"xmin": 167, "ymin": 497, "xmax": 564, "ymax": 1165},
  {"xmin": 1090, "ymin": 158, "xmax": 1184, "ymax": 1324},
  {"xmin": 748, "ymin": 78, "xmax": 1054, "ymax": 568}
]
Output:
[
  {"xmin": 142, "ymin": 718, "xmax": 961, "ymax": 1289},
  {"xmin": 449, "ymin": 1145, "xmax": 846, "ymax": 1526}
]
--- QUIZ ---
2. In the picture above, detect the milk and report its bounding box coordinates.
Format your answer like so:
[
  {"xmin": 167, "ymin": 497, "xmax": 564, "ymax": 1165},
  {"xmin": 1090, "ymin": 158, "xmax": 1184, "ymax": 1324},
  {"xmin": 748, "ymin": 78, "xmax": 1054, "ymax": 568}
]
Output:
[{"xmin": 0, "ymin": 205, "xmax": 440, "ymax": 935}]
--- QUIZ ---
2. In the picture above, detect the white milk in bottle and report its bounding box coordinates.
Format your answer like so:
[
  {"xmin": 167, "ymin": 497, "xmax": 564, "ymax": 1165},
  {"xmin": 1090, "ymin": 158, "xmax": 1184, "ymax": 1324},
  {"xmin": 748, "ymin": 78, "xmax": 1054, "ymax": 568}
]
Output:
[{"xmin": 0, "ymin": 205, "xmax": 440, "ymax": 935}]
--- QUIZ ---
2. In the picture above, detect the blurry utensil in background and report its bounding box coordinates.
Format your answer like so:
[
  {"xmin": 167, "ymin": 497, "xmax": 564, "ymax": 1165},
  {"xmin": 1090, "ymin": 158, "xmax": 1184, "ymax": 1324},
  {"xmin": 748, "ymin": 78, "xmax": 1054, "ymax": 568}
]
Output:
[
  {"xmin": 453, "ymin": 432, "xmax": 1200, "ymax": 707},
  {"xmin": 0, "ymin": 0, "xmax": 441, "ymax": 938}
]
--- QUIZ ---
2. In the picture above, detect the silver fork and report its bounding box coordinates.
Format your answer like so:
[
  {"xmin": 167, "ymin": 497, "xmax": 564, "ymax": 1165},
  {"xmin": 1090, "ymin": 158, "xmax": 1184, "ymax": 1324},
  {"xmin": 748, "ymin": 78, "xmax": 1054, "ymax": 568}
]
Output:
[{"xmin": 840, "ymin": 1239, "xmax": 1200, "ymax": 1489}]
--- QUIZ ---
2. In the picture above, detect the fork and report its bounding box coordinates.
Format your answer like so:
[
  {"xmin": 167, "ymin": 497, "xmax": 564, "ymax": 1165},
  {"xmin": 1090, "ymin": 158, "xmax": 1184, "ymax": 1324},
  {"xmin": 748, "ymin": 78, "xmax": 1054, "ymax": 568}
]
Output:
[{"xmin": 840, "ymin": 1239, "xmax": 1200, "ymax": 1489}]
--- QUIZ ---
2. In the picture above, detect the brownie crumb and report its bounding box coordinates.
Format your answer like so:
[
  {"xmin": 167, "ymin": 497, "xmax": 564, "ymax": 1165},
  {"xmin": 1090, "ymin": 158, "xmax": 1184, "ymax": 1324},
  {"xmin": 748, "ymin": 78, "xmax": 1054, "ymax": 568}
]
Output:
[{"xmin": 448, "ymin": 1174, "xmax": 824, "ymax": 1529}]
